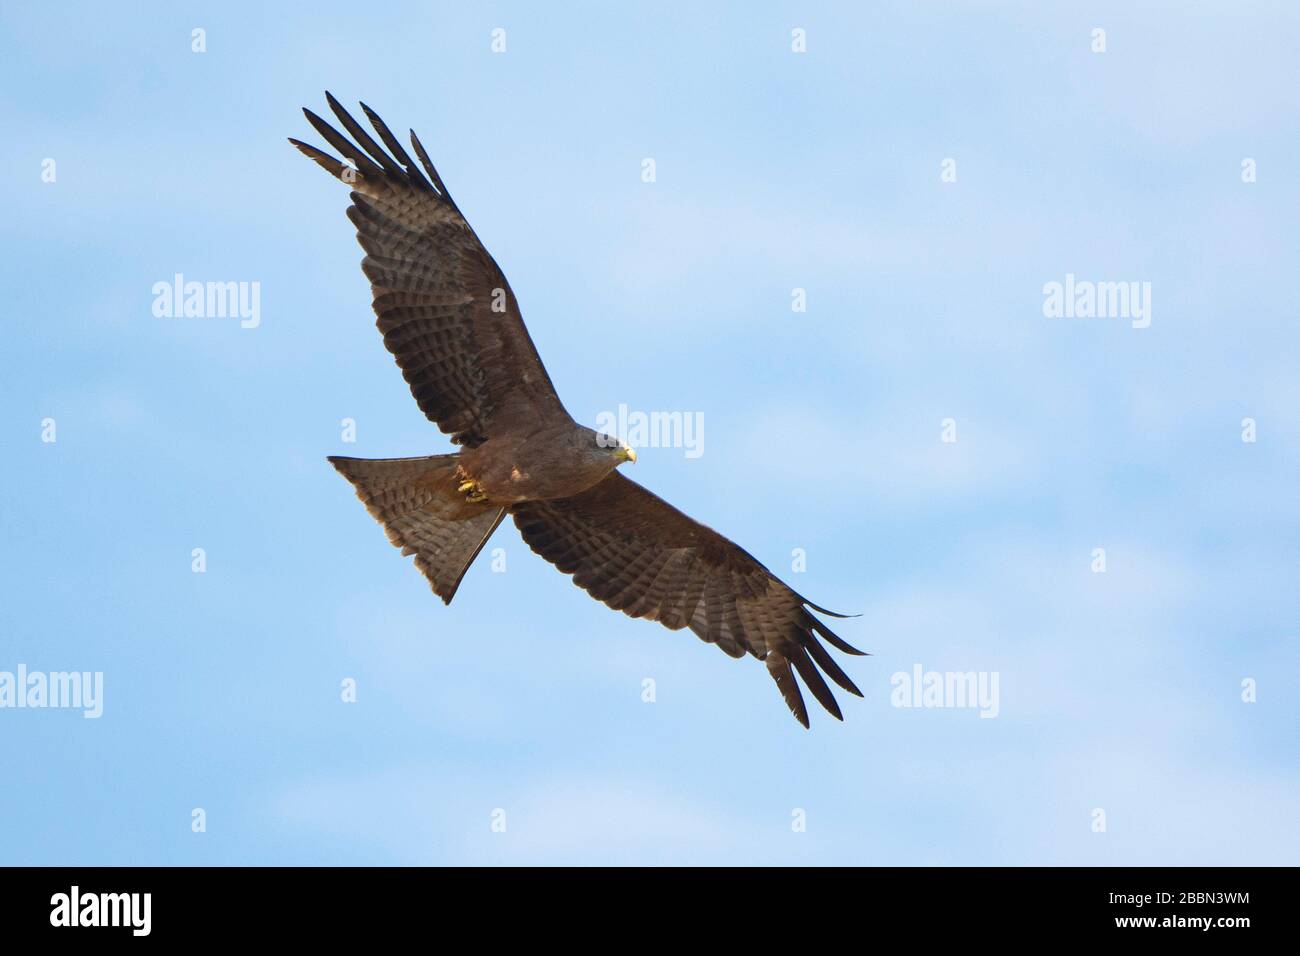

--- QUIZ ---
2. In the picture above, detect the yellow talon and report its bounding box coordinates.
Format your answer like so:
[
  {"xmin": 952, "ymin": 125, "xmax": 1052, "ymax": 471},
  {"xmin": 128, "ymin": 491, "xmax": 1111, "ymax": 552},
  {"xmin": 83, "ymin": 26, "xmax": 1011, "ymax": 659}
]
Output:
[{"xmin": 458, "ymin": 476, "xmax": 487, "ymax": 503}]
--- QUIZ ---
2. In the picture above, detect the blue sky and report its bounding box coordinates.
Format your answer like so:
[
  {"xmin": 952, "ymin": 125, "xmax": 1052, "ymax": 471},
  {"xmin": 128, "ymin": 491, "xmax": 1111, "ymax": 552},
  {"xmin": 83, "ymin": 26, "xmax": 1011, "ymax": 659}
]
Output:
[{"xmin": 2, "ymin": 1, "xmax": 1297, "ymax": 865}]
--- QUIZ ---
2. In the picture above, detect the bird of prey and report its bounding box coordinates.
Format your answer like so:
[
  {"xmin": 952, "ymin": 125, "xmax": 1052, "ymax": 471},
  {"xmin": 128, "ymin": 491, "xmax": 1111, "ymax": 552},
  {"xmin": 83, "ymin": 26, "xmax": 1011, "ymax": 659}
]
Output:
[{"xmin": 290, "ymin": 94, "xmax": 866, "ymax": 727}]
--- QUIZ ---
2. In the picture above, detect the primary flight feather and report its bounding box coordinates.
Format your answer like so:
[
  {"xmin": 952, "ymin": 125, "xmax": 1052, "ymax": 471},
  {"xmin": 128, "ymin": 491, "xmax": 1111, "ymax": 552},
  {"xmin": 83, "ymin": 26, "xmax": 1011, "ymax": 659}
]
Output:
[{"xmin": 291, "ymin": 94, "xmax": 867, "ymax": 727}]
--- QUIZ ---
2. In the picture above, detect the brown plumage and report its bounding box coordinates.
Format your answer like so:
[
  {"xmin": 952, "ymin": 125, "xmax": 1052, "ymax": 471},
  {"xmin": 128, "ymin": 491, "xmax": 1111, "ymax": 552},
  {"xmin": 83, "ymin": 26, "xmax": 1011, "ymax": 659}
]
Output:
[{"xmin": 293, "ymin": 94, "xmax": 867, "ymax": 727}]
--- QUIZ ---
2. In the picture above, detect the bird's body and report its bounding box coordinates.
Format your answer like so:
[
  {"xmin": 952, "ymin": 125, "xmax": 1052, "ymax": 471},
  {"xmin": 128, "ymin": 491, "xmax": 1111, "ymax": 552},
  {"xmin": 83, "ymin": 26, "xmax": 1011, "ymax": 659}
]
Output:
[
  {"xmin": 456, "ymin": 424, "xmax": 631, "ymax": 504},
  {"xmin": 293, "ymin": 94, "xmax": 867, "ymax": 727}
]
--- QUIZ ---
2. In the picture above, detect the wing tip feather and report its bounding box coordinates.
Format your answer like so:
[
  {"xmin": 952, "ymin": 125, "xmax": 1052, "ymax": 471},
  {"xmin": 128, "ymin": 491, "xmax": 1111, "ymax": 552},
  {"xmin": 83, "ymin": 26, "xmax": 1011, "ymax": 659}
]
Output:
[{"xmin": 766, "ymin": 652, "xmax": 811, "ymax": 728}]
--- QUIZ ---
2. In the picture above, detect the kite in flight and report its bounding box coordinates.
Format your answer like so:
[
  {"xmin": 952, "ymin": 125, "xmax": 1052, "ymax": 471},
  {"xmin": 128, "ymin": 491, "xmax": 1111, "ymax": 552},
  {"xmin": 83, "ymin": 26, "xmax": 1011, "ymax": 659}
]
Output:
[{"xmin": 290, "ymin": 94, "xmax": 867, "ymax": 727}]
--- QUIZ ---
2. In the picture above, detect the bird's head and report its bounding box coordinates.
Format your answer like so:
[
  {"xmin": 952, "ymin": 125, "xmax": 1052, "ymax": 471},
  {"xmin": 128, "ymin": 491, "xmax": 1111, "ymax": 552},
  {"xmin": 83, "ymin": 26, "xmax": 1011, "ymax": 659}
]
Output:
[{"xmin": 593, "ymin": 431, "xmax": 637, "ymax": 465}]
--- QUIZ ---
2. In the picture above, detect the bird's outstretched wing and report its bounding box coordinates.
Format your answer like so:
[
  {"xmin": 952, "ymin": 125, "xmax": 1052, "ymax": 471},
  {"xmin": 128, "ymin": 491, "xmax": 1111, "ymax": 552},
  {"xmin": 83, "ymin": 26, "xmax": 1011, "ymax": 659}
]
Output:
[
  {"xmin": 290, "ymin": 93, "xmax": 568, "ymax": 447},
  {"xmin": 510, "ymin": 474, "xmax": 866, "ymax": 727}
]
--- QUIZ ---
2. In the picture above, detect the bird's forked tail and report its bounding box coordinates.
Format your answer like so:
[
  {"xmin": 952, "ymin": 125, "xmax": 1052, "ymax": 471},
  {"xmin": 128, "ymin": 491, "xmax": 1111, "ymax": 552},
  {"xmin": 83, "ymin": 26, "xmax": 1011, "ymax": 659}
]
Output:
[{"xmin": 328, "ymin": 455, "xmax": 505, "ymax": 604}]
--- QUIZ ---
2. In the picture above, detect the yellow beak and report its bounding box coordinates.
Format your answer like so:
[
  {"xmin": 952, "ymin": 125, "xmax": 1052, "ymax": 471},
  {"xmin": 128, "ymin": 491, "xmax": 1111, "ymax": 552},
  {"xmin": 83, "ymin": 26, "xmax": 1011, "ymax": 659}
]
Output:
[{"xmin": 619, "ymin": 445, "xmax": 637, "ymax": 463}]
